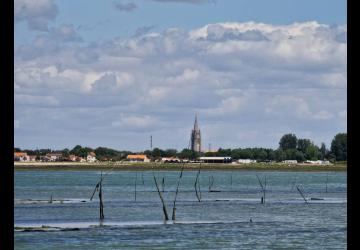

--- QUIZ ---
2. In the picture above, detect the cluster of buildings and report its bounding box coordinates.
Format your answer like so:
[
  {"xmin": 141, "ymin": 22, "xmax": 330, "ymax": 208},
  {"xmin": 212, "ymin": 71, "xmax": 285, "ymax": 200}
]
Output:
[
  {"xmin": 14, "ymin": 115, "xmax": 332, "ymax": 166},
  {"xmin": 14, "ymin": 152, "xmax": 97, "ymax": 163}
]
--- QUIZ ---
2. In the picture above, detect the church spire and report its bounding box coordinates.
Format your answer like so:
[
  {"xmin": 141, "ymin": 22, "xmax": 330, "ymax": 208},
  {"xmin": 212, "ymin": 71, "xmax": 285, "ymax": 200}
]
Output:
[
  {"xmin": 194, "ymin": 113, "xmax": 199, "ymax": 130},
  {"xmin": 191, "ymin": 113, "xmax": 201, "ymax": 153}
]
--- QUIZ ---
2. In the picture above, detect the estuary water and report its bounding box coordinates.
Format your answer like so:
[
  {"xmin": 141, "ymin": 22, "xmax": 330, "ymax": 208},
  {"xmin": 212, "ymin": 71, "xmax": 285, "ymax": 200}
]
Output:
[{"xmin": 14, "ymin": 170, "xmax": 347, "ymax": 249}]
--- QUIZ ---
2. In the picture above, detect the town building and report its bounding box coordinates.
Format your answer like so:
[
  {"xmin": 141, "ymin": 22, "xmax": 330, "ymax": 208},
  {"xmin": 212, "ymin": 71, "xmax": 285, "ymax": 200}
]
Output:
[
  {"xmin": 45, "ymin": 153, "xmax": 63, "ymax": 162},
  {"xmin": 304, "ymin": 160, "xmax": 331, "ymax": 165},
  {"xmin": 282, "ymin": 160, "xmax": 298, "ymax": 164},
  {"xmin": 127, "ymin": 154, "xmax": 150, "ymax": 162},
  {"xmin": 14, "ymin": 152, "xmax": 30, "ymax": 162},
  {"xmin": 161, "ymin": 157, "xmax": 181, "ymax": 163},
  {"xmin": 87, "ymin": 152, "xmax": 97, "ymax": 162},
  {"xmin": 68, "ymin": 154, "xmax": 77, "ymax": 162},
  {"xmin": 199, "ymin": 156, "xmax": 232, "ymax": 163},
  {"xmin": 28, "ymin": 155, "xmax": 37, "ymax": 162},
  {"xmin": 190, "ymin": 114, "xmax": 201, "ymax": 153},
  {"xmin": 238, "ymin": 159, "xmax": 257, "ymax": 164}
]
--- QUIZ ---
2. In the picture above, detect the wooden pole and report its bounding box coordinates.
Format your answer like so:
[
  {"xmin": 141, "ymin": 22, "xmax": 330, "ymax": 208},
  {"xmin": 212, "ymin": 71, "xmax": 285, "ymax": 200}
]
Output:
[
  {"xmin": 325, "ymin": 173, "xmax": 328, "ymax": 193},
  {"xmin": 194, "ymin": 167, "xmax": 201, "ymax": 202},
  {"xmin": 153, "ymin": 173, "xmax": 169, "ymax": 221},
  {"xmin": 256, "ymin": 175, "xmax": 265, "ymax": 204},
  {"xmin": 264, "ymin": 176, "xmax": 267, "ymax": 204},
  {"xmin": 99, "ymin": 181, "xmax": 104, "ymax": 220},
  {"xmin": 162, "ymin": 177, "xmax": 165, "ymax": 193},
  {"xmin": 172, "ymin": 167, "xmax": 184, "ymax": 221},
  {"xmin": 134, "ymin": 172, "xmax": 137, "ymax": 202},
  {"xmin": 296, "ymin": 186, "xmax": 308, "ymax": 204}
]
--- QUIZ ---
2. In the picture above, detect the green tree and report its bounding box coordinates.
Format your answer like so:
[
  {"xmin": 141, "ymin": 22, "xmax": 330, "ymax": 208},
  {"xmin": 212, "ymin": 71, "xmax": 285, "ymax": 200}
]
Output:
[
  {"xmin": 330, "ymin": 133, "xmax": 347, "ymax": 161},
  {"xmin": 274, "ymin": 149, "xmax": 286, "ymax": 162},
  {"xmin": 279, "ymin": 134, "xmax": 298, "ymax": 150},
  {"xmin": 305, "ymin": 144, "xmax": 321, "ymax": 160},
  {"xmin": 217, "ymin": 148, "xmax": 232, "ymax": 157},
  {"xmin": 152, "ymin": 148, "xmax": 164, "ymax": 158},
  {"xmin": 179, "ymin": 148, "xmax": 198, "ymax": 159},
  {"xmin": 297, "ymin": 139, "xmax": 311, "ymax": 154},
  {"xmin": 320, "ymin": 143, "xmax": 327, "ymax": 160},
  {"xmin": 164, "ymin": 149, "xmax": 178, "ymax": 157},
  {"xmin": 62, "ymin": 148, "xmax": 70, "ymax": 157},
  {"xmin": 70, "ymin": 145, "xmax": 82, "ymax": 156},
  {"xmin": 267, "ymin": 150, "xmax": 276, "ymax": 161},
  {"xmin": 239, "ymin": 148, "xmax": 254, "ymax": 159},
  {"xmin": 295, "ymin": 151, "xmax": 305, "ymax": 162}
]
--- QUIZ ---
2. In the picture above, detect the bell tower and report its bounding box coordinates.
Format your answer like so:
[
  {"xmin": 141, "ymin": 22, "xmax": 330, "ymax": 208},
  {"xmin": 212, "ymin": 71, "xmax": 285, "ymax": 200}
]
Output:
[{"xmin": 191, "ymin": 114, "xmax": 201, "ymax": 153}]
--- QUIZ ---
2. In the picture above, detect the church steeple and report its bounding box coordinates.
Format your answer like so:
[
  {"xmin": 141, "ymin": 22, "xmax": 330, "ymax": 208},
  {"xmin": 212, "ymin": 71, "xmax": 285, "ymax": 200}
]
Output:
[
  {"xmin": 194, "ymin": 114, "xmax": 199, "ymax": 130},
  {"xmin": 191, "ymin": 114, "xmax": 201, "ymax": 153}
]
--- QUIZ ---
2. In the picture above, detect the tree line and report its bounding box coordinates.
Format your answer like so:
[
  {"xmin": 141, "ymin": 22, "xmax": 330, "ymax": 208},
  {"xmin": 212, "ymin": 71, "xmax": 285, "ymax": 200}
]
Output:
[{"xmin": 15, "ymin": 133, "xmax": 346, "ymax": 162}]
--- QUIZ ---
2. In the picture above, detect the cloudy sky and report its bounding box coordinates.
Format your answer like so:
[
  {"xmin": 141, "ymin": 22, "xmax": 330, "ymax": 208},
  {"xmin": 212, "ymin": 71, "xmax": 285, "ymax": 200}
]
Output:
[{"xmin": 14, "ymin": 0, "xmax": 347, "ymax": 152}]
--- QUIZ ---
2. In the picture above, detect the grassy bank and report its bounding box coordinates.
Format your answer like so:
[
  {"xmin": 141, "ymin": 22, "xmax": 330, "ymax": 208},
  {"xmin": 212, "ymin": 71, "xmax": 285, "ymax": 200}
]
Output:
[{"xmin": 14, "ymin": 162, "xmax": 347, "ymax": 171}]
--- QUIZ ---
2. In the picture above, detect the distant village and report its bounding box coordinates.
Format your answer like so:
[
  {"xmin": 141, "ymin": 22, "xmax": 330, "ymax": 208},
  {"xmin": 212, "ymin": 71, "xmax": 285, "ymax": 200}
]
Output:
[{"xmin": 14, "ymin": 115, "xmax": 346, "ymax": 166}]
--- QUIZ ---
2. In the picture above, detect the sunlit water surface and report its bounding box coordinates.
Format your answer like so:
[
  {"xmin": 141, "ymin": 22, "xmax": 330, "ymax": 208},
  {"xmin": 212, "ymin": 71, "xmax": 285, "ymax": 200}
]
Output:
[{"xmin": 15, "ymin": 170, "xmax": 347, "ymax": 249}]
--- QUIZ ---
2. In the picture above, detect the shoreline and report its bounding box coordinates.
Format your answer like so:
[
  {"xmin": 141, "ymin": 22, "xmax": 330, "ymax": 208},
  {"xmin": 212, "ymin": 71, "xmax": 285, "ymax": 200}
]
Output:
[{"xmin": 14, "ymin": 162, "xmax": 347, "ymax": 171}]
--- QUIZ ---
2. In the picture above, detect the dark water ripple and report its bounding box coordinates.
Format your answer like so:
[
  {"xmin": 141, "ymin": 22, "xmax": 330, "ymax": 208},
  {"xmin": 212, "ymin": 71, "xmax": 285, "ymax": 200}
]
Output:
[{"xmin": 15, "ymin": 170, "xmax": 346, "ymax": 249}]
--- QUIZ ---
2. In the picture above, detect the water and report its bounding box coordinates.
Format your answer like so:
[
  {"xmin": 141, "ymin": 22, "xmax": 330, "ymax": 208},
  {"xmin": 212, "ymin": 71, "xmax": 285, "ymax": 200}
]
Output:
[{"xmin": 15, "ymin": 170, "xmax": 347, "ymax": 249}]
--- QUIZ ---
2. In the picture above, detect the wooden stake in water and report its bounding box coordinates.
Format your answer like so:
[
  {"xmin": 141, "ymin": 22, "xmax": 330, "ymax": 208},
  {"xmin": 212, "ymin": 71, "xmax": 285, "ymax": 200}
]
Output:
[
  {"xmin": 326, "ymin": 173, "xmax": 329, "ymax": 193},
  {"xmin": 162, "ymin": 177, "xmax": 165, "ymax": 193},
  {"xmin": 153, "ymin": 173, "xmax": 169, "ymax": 221},
  {"xmin": 296, "ymin": 185, "xmax": 308, "ymax": 204},
  {"xmin": 90, "ymin": 171, "xmax": 105, "ymax": 220},
  {"xmin": 194, "ymin": 166, "xmax": 202, "ymax": 202},
  {"xmin": 256, "ymin": 175, "xmax": 266, "ymax": 204},
  {"xmin": 172, "ymin": 167, "xmax": 184, "ymax": 221},
  {"xmin": 134, "ymin": 172, "xmax": 137, "ymax": 202}
]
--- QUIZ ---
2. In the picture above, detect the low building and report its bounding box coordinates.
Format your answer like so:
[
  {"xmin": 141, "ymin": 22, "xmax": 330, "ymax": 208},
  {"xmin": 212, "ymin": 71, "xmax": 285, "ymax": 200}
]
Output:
[
  {"xmin": 28, "ymin": 155, "xmax": 37, "ymax": 162},
  {"xmin": 199, "ymin": 156, "xmax": 232, "ymax": 163},
  {"xmin": 45, "ymin": 153, "xmax": 63, "ymax": 162},
  {"xmin": 14, "ymin": 152, "xmax": 30, "ymax": 162},
  {"xmin": 283, "ymin": 160, "xmax": 298, "ymax": 164},
  {"xmin": 238, "ymin": 159, "xmax": 256, "ymax": 164},
  {"xmin": 161, "ymin": 157, "xmax": 181, "ymax": 163},
  {"xmin": 304, "ymin": 160, "xmax": 331, "ymax": 165},
  {"xmin": 127, "ymin": 154, "xmax": 150, "ymax": 162},
  {"xmin": 76, "ymin": 156, "xmax": 86, "ymax": 162},
  {"xmin": 87, "ymin": 152, "xmax": 97, "ymax": 162},
  {"xmin": 68, "ymin": 154, "xmax": 77, "ymax": 162}
]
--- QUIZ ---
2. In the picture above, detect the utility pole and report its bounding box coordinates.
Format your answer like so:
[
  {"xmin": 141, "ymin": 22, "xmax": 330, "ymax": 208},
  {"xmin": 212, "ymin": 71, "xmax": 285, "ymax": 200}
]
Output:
[{"xmin": 150, "ymin": 135, "xmax": 153, "ymax": 150}]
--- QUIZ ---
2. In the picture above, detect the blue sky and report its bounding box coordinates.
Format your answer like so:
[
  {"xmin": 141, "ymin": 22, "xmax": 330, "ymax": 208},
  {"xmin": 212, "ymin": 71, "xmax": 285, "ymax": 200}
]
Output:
[
  {"xmin": 14, "ymin": 0, "xmax": 347, "ymax": 151},
  {"xmin": 15, "ymin": 0, "xmax": 346, "ymax": 44}
]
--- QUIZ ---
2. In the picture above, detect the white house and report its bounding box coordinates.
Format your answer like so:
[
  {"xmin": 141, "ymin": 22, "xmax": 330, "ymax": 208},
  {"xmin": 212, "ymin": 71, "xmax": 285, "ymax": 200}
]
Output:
[
  {"xmin": 161, "ymin": 157, "xmax": 181, "ymax": 163},
  {"xmin": 283, "ymin": 160, "xmax": 298, "ymax": 164},
  {"xmin": 237, "ymin": 159, "xmax": 256, "ymax": 164},
  {"xmin": 305, "ymin": 160, "xmax": 331, "ymax": 165},
  {"xmin": 14, "ymin": 152, "xmax": 30, "ymax": 162},
  {"xmin": 45, "ymin": 153, "xmax": 63, "ymax": 162},
  {"xmin": 87, "ymin": 152, "xmax": 97, "ymax": 162}
]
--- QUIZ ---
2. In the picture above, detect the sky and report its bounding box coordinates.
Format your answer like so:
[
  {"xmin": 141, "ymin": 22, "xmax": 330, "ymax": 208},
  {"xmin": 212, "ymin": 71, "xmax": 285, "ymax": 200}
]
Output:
[{"xmin": 14, "ymin": 0, "xmax": 347, "ymax": 152}]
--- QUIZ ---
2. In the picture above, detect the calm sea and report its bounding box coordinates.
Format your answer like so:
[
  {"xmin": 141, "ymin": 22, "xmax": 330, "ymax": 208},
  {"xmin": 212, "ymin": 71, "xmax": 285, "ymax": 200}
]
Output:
[{"xmin": 15, "ymin": 170, "xmax": 347, "ymax": 249}]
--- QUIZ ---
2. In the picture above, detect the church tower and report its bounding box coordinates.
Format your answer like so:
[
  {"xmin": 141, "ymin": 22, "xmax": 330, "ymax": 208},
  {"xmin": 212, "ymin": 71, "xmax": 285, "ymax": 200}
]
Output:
[{"xmin": 191, "ymin": 114, "xmax": 201, "ymax": 153}]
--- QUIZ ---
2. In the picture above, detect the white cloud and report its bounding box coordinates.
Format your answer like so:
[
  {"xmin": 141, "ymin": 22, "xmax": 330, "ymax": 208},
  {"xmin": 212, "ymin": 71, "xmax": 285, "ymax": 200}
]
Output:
[
  {"xmin": 14, "ymin": 0, "xmax": 58, "ymax": 31},
  {"xmin": 14, "ymin": 21, "xmax": 347, "ymax": 149}
]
